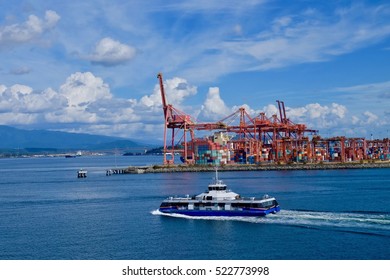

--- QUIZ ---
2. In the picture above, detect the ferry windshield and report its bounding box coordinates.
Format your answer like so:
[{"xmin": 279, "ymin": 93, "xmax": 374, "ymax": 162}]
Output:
[{"xmin": 208, "ymin": 186, "xmax": 226, "ymax": 191}]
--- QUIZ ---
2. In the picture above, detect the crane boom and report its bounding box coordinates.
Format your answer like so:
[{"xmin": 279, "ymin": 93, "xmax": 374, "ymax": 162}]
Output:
[{"xmin": 157, "ymin": 72, "xmax": 168, "ymax": 118}]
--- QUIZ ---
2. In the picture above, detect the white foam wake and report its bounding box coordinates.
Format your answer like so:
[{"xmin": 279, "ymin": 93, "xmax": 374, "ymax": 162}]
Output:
[{"xmin": 151, "ymin": 209, "xmax": 390, "ymax": 232}]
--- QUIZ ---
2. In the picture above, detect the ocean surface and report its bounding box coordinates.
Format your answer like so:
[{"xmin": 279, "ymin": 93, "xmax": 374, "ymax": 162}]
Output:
[{"xmin": 0, "ymin": 155, "xmax": 389, "ymax": 260}]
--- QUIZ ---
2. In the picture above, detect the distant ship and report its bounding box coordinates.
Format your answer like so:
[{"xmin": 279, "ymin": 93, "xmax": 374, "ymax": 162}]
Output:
[
  {"xmin": 65, "ymin": 151, "xmax": 82, "ymax": 158},
  {"xmin": 65, "ymin": 154, "xmax": 76, "ymax": 158},
  {"xmin": 159, "ymin": 170, "xmax": 280, "ymax": 217}
]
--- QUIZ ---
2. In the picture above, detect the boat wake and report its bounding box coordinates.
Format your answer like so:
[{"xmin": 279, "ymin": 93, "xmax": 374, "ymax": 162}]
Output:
[{"xmin": 152, "ymin": 209, "xmax": 390, "ymax": 234}]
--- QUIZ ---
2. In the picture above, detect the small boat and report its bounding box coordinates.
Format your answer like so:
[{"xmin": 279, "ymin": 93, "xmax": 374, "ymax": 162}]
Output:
[
  {"xmin": 77, "ymin": 169, "xmax": 87, "ymax": 178},
  {"xmin": 65, "ymin": 154, "xmax": 76, "ymax": 158},
  {"xmin": 159, "ymin": 170, "xmax": 280, "ymax": 217}
]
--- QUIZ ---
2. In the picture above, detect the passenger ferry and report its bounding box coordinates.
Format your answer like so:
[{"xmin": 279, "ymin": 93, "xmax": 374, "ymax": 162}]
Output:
[{"xmin": 159, "ymin": 170, "xmax": 280, "ymax": 217}]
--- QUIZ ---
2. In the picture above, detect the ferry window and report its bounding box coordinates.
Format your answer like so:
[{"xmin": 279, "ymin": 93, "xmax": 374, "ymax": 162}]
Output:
[
  {"xmin": 218, "ymin": 203, "xmax": 225, "ymax": 207},
  {"xmin": 178, "ymin": 203, "xmax": 188, "ymax": 207},
  {"xmin": 206, "ymin": 196, "xmax": 213, "ymax": 200},
  {"xmin": 232, "ymin": 203, "xmax": 247, "ymax": 208},
  {"xmin": 263, "ymin": 201, "xmax": 272, "ymax": 207}
]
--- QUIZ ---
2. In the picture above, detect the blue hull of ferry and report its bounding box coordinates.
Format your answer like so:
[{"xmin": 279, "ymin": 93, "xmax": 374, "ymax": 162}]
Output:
[{"xmin": 159, "ymin": 206, "xmax": 280, "ymax": 217}]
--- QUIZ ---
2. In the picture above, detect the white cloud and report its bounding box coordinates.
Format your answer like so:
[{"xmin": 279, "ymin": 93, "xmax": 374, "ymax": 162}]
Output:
[
  {"xmin": 0, "ymin": 72, "xmax": 137, "ymax": 126},
  {"xmin": 223, "ymin": 5, "xmax": 390, "ymax": 71},
  {"xmin": 87, "ymin": 37, "xmax": 136, "ymax": 66},
  {"xmin": 231, "ymin": 103, "xmax": 257, "ymax": 117},
  {"xmin": 0, "ymin": 10, "xmax": 60, "ymax": 46},
  {"xmin": 60, "ymin": 72, "xmax": 112, "ymax": 107},
  {"xmin": 0, "ymin": 84, "xmax": 32, "ymax": 112},
  {"xmin": 286, "ymin": 106, "xmax": 308, "ymax": 119},
  {"xmin": 0, "ymin": 83, "xmax": 66, "ymax": 114},
  {"xmin": 140, "ymin": 76, "xmax": 197, "ymax": 108},
  {"xmin": 352, "ymin": 115, "xmax": 360, "ymax": 125},
  {"xmin": 363, "ymin": 111, "xmax": 378, "ymax": 124},
  {"xmin": 0, "ymin": 68, "xmax": 387, "ymax": 141},
  {"xmin": 160, "ymin": 0, "xmax": 266, "ymax": 13},
  {"xmin": 199, "ymin": 87, "xmax": 231, "ymax": 121},
  {"xmin": 0, "ymin": 112, "xmax": 38, "ymax": 125},
  {"xmin": 272, "ymin": 16, "xmax": 293, "ymax": 32},
  {"xmin": 46, "ymin": 72, "xmax": 140, "ymax": 124},
  {"xmin": 331, "ymin": 103, "xmax": 347, "ymax": 118},
  {"xmin": 197, "ymin": 89, "xmax": 349, "ymax": 132},
  {"xmin": 9, "ymin": 84, "xmax": 33, "ymax": 95},
  {"xmin": 0, "ymin": 85, "xmax": 6, "ymax": 94},
  {"xmin": 0, "ymin": 72, "xmax": 165, "ymax": 139},
  {"xmin": 262, "ymin": 104, "xmax": 278, "ymax": 117},
  {"xmin": 332, "ymin": 80, "xmax": 390, "ymax": 95},
  {"xmin": 24, "ymin": 88, "xmax": 66, "ymax": 113},
  {"xmin": 44, "ymin": 10, "xmax": 61, "ymax": 28},
  {"xmin": 284, "ymin": 103, "xmax": 347, "ymax": 129},
  {"xmin": 169, "ymin": 3, "xmax": 390, "ymax": 84},
  {"xmin": 286, "ymin": 103, "xmax": 346, "ymax": 120},
  {"xmin": 350, "ymin": 111, "xmax": 381, "ymax": 131}
]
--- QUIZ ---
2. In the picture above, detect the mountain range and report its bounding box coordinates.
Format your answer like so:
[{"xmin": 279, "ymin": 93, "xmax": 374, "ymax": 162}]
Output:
[{"xmin": 0, "ymin": 125, "xmax": 148, "ymax": 151}]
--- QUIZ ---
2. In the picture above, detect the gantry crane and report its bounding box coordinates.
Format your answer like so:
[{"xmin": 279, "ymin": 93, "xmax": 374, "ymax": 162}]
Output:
[{"xmin": 157, "ymin": 73, "xmax": 388, "ymax": 164}]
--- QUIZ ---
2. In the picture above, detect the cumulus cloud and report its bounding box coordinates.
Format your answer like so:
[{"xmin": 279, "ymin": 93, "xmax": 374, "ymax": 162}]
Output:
[
  {"xmin": 262, "ymin": 104, "xmax": 278, "ymax": 117},
  {"xmin": 0, "ymin": 84, "xmax": 65, "ymax": 114},
  {"xmin": 0, "ymin": 10, "xmax": 60, "ymax": 46},
  {"xmin": 0, "ymin": 112, "xmax": 38, "ymax": 125},
  {"xmin": 0, "ymin": 72, "xmax": 166, "ymax": 139},
  {"xmin": 231, "ymin": 103, "xmax": 258, "ymax": 117},
  {"xmin": 60, "ymin": 72, "xmax": 112, "ymax": 107},
  {"xmin": 45, "ymin": 72, "xmax": 140, "ymax": 124},
  {"xmin": 363, "ymin": 111, "xmax": 378, "ymax": 124},
  {"xmin": 285, "ymin": 103, "xmax": 347, "ymax": 129},
  {"xmin": 0, "ymin": 72, "xmax": 138, "ymax": 126},
  {"xmin": 199, "ymin": 87, "xmax": 231, "ymax": 120},
  {"xmin": 353, "ymin": 111, "xmax": 379, "ymax": 125},
  {"xmin": 196, "ymin": 87, "xmax": 349, "ymax": 131},
  {"xmin": 140, "ymin": 76, "xmax": 197, "ymax": 108},
  {"xmin": 0, "ymin": 84, "xmax": 65, "ymax": 125},
  {"xmin": 0, "ymin": 73, "xmax": 209, "ymax": 139},
  {"xmin": 87, "ymin": 37, "xmax": 136, "ymax": 66},
  {"xmin": 0, "ymin": 70, "xmax": 385, "ymax": 140},
  {"xmin": 0, "ymin": 84, "xmax": 33, "ymax": 113}
]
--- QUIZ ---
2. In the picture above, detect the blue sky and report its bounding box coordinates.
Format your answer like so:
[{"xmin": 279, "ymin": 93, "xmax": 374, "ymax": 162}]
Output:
[{"xmin": 1, "ymin": 0, "xmax": 390, "ymax": 141}]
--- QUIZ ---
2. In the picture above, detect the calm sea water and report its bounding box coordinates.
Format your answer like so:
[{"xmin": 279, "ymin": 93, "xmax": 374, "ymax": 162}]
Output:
[{"xmin": 0, "ymin": 155, "xmax": 389, "ymax": 260}]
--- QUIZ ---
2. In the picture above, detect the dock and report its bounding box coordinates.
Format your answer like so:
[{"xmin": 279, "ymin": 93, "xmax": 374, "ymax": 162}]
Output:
[
  {"xmin": 106, "ymin": 168, "xmax": 126, "ymax": 176},
  {"xmin": 120, "ymin": 161, "xmax": 390, "ymax": 174}
]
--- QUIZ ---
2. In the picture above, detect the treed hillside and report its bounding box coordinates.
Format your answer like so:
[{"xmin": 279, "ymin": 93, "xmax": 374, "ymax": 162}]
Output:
[{"xmin": 0, "ymin": 125, "xmax": 144, "ymax": 150}]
